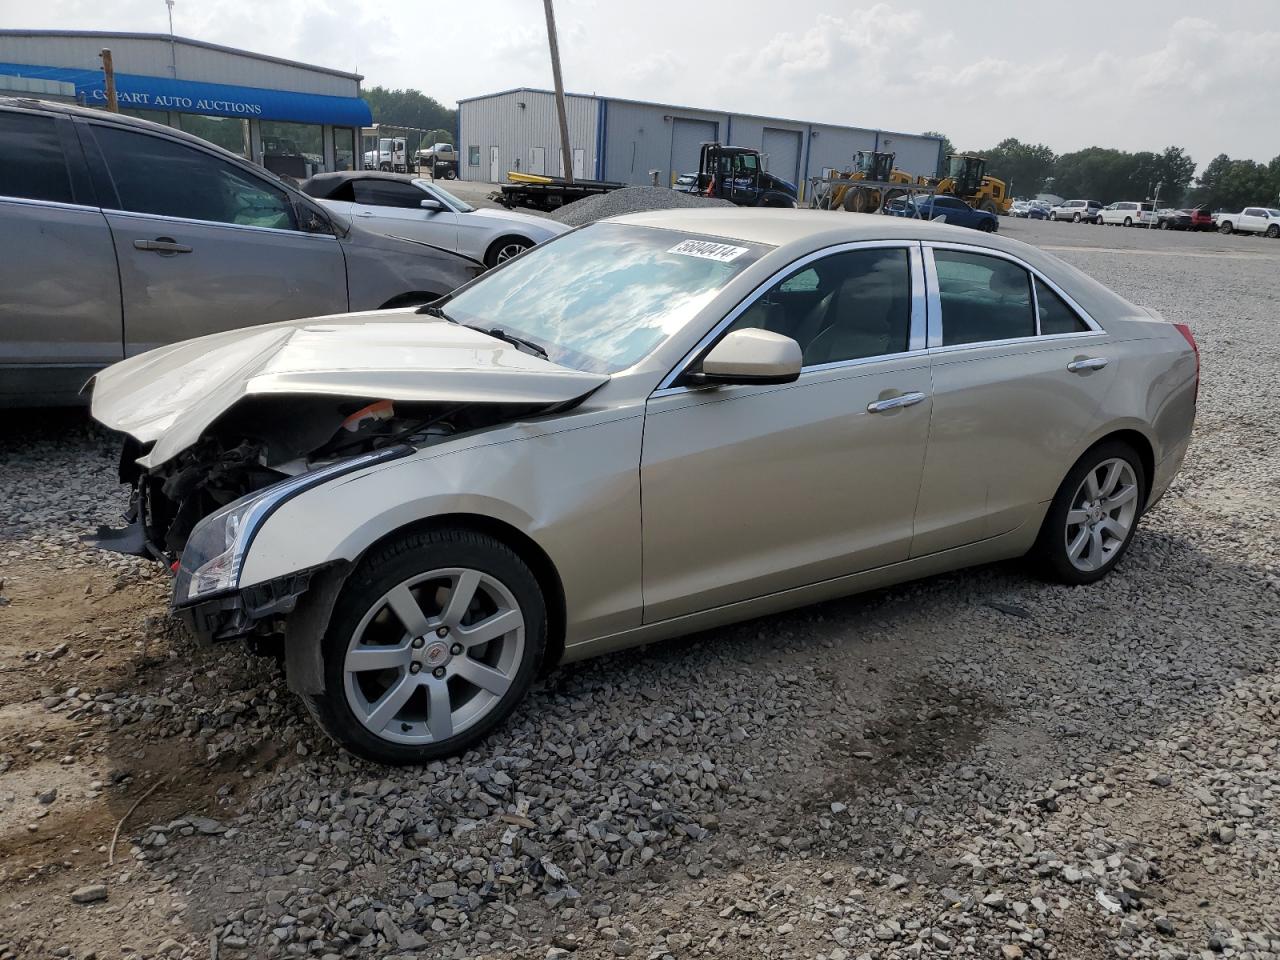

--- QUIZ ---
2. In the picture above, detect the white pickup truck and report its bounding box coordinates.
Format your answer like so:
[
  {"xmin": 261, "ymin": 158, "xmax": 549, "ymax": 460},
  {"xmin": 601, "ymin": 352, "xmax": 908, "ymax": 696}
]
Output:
[
  {"xmin": 363, "ymin": 137, "xmax": 407, "ymax": 172},
  {"xmin": 1215, "ymin": 206, "xmax": 1280, "ymax": 237}
]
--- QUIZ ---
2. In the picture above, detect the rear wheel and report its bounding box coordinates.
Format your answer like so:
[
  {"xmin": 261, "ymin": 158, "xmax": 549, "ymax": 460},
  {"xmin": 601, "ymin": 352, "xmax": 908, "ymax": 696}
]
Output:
[
  {"xmin": 1049, "ymin": 211, "xmax": 1058, "ymax": 221},
  {"xmin": 379, "ymin": 162, "xmax": 392, "ymax": 172},
  {"xmin": 1031, "ymin": 442, "xmax": 1146, "ymax": 585},
  {"xmin": 304, "ymin": 528, "xmax": 546, "ymax": 764}
]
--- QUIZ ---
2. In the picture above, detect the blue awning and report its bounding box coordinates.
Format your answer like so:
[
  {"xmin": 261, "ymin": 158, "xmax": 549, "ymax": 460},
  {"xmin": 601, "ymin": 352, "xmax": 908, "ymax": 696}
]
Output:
[{"xmin": 0, "ymin": 61, "xmax": 371, "ymax": 126}]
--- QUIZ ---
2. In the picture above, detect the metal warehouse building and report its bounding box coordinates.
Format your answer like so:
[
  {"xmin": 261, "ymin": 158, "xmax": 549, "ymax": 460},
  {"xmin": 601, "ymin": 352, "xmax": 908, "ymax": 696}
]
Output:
[
  {"xmin": 458, "ymin": 87, "xmax": 943, "ymax": 195},
  {"xmin": 0, "ymin": 29, "xmax": 371, "ymax": 176}
]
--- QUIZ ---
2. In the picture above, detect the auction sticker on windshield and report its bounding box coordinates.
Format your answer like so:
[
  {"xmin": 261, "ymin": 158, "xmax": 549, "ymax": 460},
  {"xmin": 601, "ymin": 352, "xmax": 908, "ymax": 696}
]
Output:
[{"xmin": 667, "ymin": 239, "xmax": 749, "ymax": 263}]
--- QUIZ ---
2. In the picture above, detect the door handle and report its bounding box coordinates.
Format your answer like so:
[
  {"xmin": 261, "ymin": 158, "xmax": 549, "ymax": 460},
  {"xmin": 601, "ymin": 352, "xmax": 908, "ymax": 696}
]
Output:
[
  {"xmin": 134, "ymin": 238, "xmax": 192, "ymax": 254},
  {"xmin": 355, "ymin": 211, "xmax": 375, "ymax": 217},
  {"xmin": 1067, "ymin": 357, "xmax": 1108, "ymax": 373},
  {"xmin": 867, "ymin": 391, "xmax": 927, "ymax": 414}
]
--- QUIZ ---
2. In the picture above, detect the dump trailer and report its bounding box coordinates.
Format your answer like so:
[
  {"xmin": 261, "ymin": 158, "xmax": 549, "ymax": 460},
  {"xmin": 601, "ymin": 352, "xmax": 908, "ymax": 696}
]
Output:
[
  {"xmin": 823, "ymin": 151, "xmax": 914, "ymax": 212},
  {"xmin": 494, "ymin": 172, "xmax": 625, "ymax": 211},
  {"xmin": 695, "ymin": 143, "xmax": 798, "ymax": 207},
  {"xmin": 922, "ymin": 155, "xmax": 1011, "ymax": 215}
]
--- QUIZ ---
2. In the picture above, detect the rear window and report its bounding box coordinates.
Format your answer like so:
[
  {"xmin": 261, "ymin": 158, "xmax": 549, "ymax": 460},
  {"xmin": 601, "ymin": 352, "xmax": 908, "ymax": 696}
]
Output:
[
  {"xmin": 1139, "ymin": 202, "xmax": 1154, "ymax": 211},
  {"xmin": 0, "ymin": 110, "xmax": 74, "ymax": 204}
]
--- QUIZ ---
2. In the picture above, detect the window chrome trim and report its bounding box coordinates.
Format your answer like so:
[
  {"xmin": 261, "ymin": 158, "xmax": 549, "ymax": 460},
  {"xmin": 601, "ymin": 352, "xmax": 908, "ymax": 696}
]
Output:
[
  {"xmin": 0, "ymin": 194, "xmax": 101, "ymax": 214},
  {"xmin": 99, "ymin": 207, "xmax": 338, "ymax": 240},
  {"xmin": 922, "ymin": 240, "xmax": 1103, "ymax": 350},
  {"xmin": 656, "ymin": 239, "xmax": 927, "ymax": 393}
]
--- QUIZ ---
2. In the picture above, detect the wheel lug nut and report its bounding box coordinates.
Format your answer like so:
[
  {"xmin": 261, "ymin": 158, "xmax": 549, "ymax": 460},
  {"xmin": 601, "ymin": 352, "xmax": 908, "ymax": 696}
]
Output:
[
  {"xmin": 411, "ymin": 637, "xmax": 425, "ymax": 648},
  {"xmin": 432, "ymin": 666, "xmax": 446, "ymax": 679},
  {"xmin": 450, "ymin": 643, "xmax": 462, "ymax": 655},
  {"xmin": 409, "ymin": 663, "xmax": 421, "ymax": 674},
  {"xmin": 436, "ymin": 626, "xmax": 449, "ymax": 638}
]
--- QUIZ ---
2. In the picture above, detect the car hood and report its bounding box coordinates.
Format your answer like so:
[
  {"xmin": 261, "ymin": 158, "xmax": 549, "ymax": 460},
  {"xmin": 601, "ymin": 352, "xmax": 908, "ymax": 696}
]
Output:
[
  {"xmin": 469, "ymin": 207, "xmax": 570, "ymax": 234},
  {"xmin": 91, "ymin": 310, "xmax": 609, "ymax": 468}
]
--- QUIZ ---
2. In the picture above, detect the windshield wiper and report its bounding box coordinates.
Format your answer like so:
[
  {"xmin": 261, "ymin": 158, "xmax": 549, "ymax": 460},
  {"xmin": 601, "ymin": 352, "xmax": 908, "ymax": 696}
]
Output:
[
  {"xmin": 474, "ymin": 326, "xmax": 549, "ymax": 359},
  {"xmin": 416, "ymin": 301, "xmax": 453, "ymax": 319}
]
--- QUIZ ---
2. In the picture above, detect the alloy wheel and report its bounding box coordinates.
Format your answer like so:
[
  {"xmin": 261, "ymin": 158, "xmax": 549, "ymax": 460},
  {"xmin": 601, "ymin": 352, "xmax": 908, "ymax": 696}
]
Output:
[
  {"xmin": 343, "ymin": 567, "xmax": 525, "ymax": 745},
  {"xmin": 1063, "ymin": 458, "xmax": 1139, "ymax": 573},
  {"xmin": 495, "ymin": 241, "xmax": 530, "ymax": 263}
]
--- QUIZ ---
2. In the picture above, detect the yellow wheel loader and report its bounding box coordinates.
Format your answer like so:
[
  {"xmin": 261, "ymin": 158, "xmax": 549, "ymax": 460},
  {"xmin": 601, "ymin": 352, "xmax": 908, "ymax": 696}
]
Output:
[
  {"xmin": 824, "ymin": 151, "xmax": 913, "ymax": 213},
  {"xmin": 922, "ymin": 155, "xmax": 1011, "ymax": 215}
]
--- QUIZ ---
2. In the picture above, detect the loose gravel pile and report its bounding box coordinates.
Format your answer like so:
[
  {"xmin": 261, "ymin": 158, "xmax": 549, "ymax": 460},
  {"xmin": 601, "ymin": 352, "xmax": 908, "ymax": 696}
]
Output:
[
  {"xmin": 549, "ymin": 186, "xmax": 731, "ymax": 227},
  {"xmin": 1, "ymin": 222, "xmax": 1277, "ymax": 960}
]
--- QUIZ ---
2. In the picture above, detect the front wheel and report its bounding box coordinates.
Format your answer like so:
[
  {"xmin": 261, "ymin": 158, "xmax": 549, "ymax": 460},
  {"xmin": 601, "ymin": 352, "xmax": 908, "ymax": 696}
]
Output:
[
  {"xmin": 1266, "ymin": 224, "xmax": 1279, "ymax": 238},
  {"xmin": 378, "ymin": 162, "xmax": 392, "ymax": 172},
  {"xmin": 304, "ymin": 528, "xmax": 547, "ymax": 764},
  {"xmin": 1123, "ymin": 217, "xmax": 1133, "ymax": 227},
  {"xmin": 1219, "ymin": 221, "xmax": 1233, "ymax": 234},
  {"xmin": 1030, "ymin": 442, "xmax": 1146, "ymax": 585},
  {"xmin": 1072, "ymin": 213, "xmax": 1081, "ymax": 223},
  {"xmin": 1049, "ymin": 211, "xmax": 1058, "ymax": 221},
  {"xmin": 485, "ymin": 237, "xmax": 534, "ymax": 267}
]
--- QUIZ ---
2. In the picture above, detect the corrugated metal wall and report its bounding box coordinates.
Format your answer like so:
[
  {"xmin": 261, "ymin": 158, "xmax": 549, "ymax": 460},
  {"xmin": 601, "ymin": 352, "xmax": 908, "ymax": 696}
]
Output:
[
  {"xmin": 0, "ymin": 34, "xmax": 358, "ymax": 97},
  {"xmin": 602, "ymin": 101, "xmax": 726, "ymax": 186},
  {"xmin": 806, "ymin": 124, "xmax": 941, "ymax": 181},
  {"xmin": 761, "ymin": 127, "xmax": 802, "ymax": 185},
  {"xmin": 458, "ymin": 89, "xmax": 599, "ymax": 183}
]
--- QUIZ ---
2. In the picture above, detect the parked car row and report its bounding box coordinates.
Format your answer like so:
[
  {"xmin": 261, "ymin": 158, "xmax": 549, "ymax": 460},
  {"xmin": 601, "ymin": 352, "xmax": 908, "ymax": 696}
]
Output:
[
  {"xmin": 1010, "ymin": 199, "xmax": 1051, "ymax": 220},
  {"xmin": 0, "ymin": 98, "xmax": 564, "ymax": 405},
  {"xmin": 1215, "ymin": 207, "xmax": 1280, "ymax": 237}
]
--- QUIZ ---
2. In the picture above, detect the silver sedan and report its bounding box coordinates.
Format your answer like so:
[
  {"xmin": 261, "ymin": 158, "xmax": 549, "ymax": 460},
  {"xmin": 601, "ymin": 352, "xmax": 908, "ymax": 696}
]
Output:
[{"xmin": 91, "ymin": 210, "xmax": 1199, "ymax": 764}]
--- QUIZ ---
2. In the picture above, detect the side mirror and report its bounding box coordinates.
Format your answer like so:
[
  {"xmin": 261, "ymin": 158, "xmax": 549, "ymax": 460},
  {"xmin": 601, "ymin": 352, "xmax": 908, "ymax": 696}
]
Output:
[
  {"xmin": 694, "ymin": 329, "xmax": 802, "ymax": 386},
  {"xmin": 420, "ymin": 198, "xmax": 445, "ymax": 212}
]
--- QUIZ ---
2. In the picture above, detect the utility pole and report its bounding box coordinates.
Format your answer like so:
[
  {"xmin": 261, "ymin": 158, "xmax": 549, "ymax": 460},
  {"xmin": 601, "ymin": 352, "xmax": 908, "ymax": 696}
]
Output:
[
  {"xmin": 542, "ymin": 0, "xmax": 574, "ymax": 184},
  {"xmin": 166, "ymin": 0, "xmax": 177, "ymax": 77},
  {"xmin": 100, "ymin": 48, "xmax": 119, "ymax": 112}
]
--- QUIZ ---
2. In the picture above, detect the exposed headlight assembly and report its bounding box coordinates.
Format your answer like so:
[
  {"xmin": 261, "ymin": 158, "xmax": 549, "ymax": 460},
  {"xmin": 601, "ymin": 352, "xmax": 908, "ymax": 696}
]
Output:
[{"xmin": 173, "ymin": 445, "xmax": 410, "ymax": 606}]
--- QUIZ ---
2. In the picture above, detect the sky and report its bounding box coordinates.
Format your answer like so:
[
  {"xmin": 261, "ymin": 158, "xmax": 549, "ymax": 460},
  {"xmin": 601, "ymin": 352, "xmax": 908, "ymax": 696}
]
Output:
[{"xmin": 5, "ymin": 0, "xmax": 1278, "ymax": 168}]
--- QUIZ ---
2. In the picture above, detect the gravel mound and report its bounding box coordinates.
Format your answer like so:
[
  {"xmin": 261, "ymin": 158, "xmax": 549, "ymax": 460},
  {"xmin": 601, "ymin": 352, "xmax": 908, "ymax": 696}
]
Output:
[{"xmin": 549, "ymin": 185, "xmax": 731, "ymax": 227}]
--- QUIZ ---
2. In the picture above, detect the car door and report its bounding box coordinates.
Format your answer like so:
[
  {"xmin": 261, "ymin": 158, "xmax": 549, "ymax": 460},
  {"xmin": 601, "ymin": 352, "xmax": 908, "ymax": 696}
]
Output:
[
  {"xmin": 351, "ymin": 178, "xmax": 460, "ymax": 250},
  {"xmin": 83, "ymin": 121, "xmax": 347, "ymax": 355},
  {"xmin": 912, "ymin": 243, "xmax": 1112, "ymax": 556},
  {"xmin": 640, "ymin": 242, "xmax": 933, "ymax": 622},
  {"xmin": 1241, "ymin": 208, "xmax": 1266, "ymax": 232},
  {"xmin": 0, "ymin": 107, "xmax": 122, "ymax": 402}
]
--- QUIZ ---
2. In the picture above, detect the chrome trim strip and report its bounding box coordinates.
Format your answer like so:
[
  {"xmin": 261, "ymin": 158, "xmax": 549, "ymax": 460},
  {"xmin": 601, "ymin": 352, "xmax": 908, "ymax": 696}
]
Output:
[
  {"xmin": 927, "ymin": 329, "xmax": 1107, "ymax": 357},
  {"xmin": 0, "ymin": 194, "xmax": 100, "ymax": 214},
  {"xmin": 656, "ymin": 239, "xmax": 924, "ymax": 392},
  {"xmin": 908, "ymin": 242, "xmax": 927, "ymax": 351},
  {"xmin": 101, "ymin": 207, "xmax": 339, "ymax": 241},
  {"xmin": 923, "ymin": 246, "xmax": 943, "ymax": 348}
]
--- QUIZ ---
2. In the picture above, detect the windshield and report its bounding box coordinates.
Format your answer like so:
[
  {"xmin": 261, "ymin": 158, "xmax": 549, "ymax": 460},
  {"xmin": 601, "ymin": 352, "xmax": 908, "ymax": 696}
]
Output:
[
  {"xmin": 444, "ymin": 222, "xmax": 771, "ymax": 374},
  {"xmin": 1269, "ymin": 209, "xmax": 1280, "ymax": 218},
  {"xmin": 413, "ymin": 179, "xmax": 474, "ymax": 213}
]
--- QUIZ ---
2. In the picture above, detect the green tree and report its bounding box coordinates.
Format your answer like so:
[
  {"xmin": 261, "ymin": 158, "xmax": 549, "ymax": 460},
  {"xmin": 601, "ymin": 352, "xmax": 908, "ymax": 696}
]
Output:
[
  {"xmin": 1190, "ymin": 154, "xmax": 1279, "ymax": 211},
  {"xmin": 974, "ymin": 138, "xmax": 1057, "ymax": 197},
  {"xmin": 362, "ymin": 86, "xmax": 457, "ymax": 153}
]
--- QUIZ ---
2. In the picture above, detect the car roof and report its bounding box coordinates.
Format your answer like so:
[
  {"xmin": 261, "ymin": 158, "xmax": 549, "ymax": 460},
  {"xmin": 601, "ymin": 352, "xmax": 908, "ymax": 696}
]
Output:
[
  {"xmin": 301, "ymin": 170, "xmax": 423, "ymax": 198},
  {"xmin": 609, "ymin": 207, "xmax": 1000, "ymax": 248}
]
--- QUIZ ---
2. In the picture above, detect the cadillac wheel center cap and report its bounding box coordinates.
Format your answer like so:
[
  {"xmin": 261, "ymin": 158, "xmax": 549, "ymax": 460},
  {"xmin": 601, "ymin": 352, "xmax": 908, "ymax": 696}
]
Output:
[{"xmin": 424, "ymin": 640, "xmax": 450, "ymax": 667}]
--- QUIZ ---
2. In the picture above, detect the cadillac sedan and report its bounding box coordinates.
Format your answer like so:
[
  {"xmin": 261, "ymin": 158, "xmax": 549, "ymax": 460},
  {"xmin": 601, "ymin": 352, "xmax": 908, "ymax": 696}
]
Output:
[{"xmin": 90, "ymin": 210, "xmax": 1198, "ymax": 764}]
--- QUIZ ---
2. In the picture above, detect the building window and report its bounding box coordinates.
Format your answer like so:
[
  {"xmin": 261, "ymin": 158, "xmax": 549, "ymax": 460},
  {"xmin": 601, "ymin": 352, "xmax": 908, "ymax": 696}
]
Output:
[
  {"xmin": 468, "ymin": 145, "xmax": 480, "ymax": 166},
  {"xmin": 259, "ymin": 120, "xmax": 325, "ymax": 180},
  {"xmin": 334, "ymin": 127, "xmax": 356, "ymax": 171},
  {"xmin": 178, "ymin": 114, "xmax": 250, "ymax": 159},
  {"xmin": 117, "ymin": 107, "xmax": 170, "ymax": 126}
]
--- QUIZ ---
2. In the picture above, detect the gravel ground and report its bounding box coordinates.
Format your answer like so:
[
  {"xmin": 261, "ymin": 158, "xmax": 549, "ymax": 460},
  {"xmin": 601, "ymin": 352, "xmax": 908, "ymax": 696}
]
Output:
[{"xmin": 1, "ymin": 218, "xmax": 1277, "ymax": 960}]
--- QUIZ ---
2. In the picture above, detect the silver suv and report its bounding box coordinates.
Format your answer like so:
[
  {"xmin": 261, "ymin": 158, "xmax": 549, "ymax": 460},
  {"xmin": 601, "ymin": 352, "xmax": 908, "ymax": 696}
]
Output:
[
  {"xmin": 1049, "ymin": 199, "xmax": 1102, "ymax": 223},
  {"xmin": 0, "ymin": 98, "xmax": 482, "ymax": 406}
]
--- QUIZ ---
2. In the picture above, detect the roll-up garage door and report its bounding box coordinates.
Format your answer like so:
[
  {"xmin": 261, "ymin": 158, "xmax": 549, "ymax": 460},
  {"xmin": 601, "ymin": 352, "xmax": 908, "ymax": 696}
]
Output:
[
  {"xmin": 669, "ymin": 118, "xmax": 717, "ymax": 183},
  {"xmin": 762, "ymin": 127, "xmax": 802, "ymax": 186}
]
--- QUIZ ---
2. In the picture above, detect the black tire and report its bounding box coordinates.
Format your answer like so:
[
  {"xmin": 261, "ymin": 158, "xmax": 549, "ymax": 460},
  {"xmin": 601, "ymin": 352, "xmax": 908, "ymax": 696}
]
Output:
[
  {"xmin": 1030, "ymin": 440, "xmax": 1147, "ymax": 586},
  {"xmin": 484, "ymin": 236, "xmax": 534, "ymax": 268},
  {"xmin": 303, "ymin": 528, "xmax": 547, "ymax": 764},
  {"xmin": 445, "ymin": 168, "xmax": 458, "ymax": 180},
  {"xmin": 1219, "ymin": 221, "xmax": 1233, "ymax": 234},
  {"xmin": 1049, "ymin": 211, "xmax": 1058, "ymax": 221},
  {"xmin": 978, "ymin": 218, "xmax": 996, "ymax": 232},
  {"xmin": 378, "ymin": 162, "xmax": 392, "ymax": 172},
  {"xmin": 1267, "ymin": 224, "xmax": 1279, "ymax": 239},
  {"xmin": 1072, "ymin": 213, "xmax": 1081, "ymax": 223},
  {"xmin": 1123, "ymin": 217, "xmax": 1133, "ymax": 227}
]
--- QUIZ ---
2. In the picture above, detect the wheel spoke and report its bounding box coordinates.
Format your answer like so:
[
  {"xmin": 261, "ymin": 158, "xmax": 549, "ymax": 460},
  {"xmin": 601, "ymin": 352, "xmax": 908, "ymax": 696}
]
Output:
[
  {"xmin": 1099, "ymin": 461, "xmax": 1124, "ymax": 497},
  {"xmin": 1066, "ymin": 508, "xmax": 1089, "ymax": 525},
  {"xmin": 1067, "ymin": 526, "xmax": 1090, "ymax": 560},
  {"xmin": 346, "ymin": 642, "xmax": 411, "ymax": 673},
  {"xmin": 1085, "ymin": 469, "xmax": 1102, "ymax": 499},
  {"xmin": 441, "ymin": 570, "xmax": 482, "ymax": 626},
  {"xmin": 1090, "ymin": 525, "xmax": 1106, "ymax": 562},
  {"xmin": 386, "ymin": 583, "xmax": 430, "ymax": 638},
  {"xmin": 1105, "ymin": 484, "xmax": 1137, "ymax": 509},
  {"xmin": 1100, "ymin": 517, "xmax": 1128, "ymax": 539},
  {"xmin": 426, "ymin": 678, "xmax": 454, "ymax": 741},
  {"xmin": 365, "ymin": 673, "xmax": 419, "ymax": 731},
  {"xmin": 456, "ymin": 607, "xmax": 522, "ymax": 647},
  {"xmin": 454, "ymin": 656, "xmax": 513, "ymax": 696}
]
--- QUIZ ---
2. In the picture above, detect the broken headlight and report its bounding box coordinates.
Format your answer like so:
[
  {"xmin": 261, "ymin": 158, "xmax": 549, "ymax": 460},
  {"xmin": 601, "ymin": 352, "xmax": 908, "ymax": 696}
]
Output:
[{"xmin": 173, "ymin": 445, "xmax": 412, "ymax": 606}]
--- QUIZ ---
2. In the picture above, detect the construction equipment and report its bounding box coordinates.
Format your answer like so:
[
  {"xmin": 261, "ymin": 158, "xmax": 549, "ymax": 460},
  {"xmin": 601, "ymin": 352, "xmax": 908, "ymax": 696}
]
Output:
[
  {"xmin": 695, "ymin": 143, "xmax": 798, "ymax": 208},
  {"xmin": 923, "ymin": 155, "xmax": 1011, "ymax": 215},
  {"xmin": 823, "ymin": 151, "xmax": 913, "ymax": 212}
]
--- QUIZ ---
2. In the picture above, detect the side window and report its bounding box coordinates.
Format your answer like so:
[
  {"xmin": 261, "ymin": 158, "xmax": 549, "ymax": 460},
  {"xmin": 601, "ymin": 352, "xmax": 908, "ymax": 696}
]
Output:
[
  {"xmin": 726, "ymin": 247, "xmax": 912, "ymax": 366},
  {"xmin": 0, "ymin": 111, "xmax": 74, "ymax": 203},
  {"xmin": 93, "ymin": 125, "xmax": 297, "ymax": 230},
  {"xmin": 1035, "ymin": 278, "xmax": 1090, "ymax": 335},
  {"xmin": 1245, "ymin": 208, "xmax": 1264, "ymax": 217},
  {"xmin": 468, "ymin": 146, "xmax": 480, "ymax": 166},
  {"xmin": 934, "ymin": 250, "xmax": 1034, "ymax": 346},
  {"xmin": 353, "ymin": 180, "xmax": 426, "ymax": 208}
]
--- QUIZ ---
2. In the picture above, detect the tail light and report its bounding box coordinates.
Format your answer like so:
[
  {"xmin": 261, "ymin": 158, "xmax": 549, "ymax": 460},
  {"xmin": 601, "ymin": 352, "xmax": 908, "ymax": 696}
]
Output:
[{"xmin": 1173, "ymin": 322, "xmax": 1199, "ymax": 401}]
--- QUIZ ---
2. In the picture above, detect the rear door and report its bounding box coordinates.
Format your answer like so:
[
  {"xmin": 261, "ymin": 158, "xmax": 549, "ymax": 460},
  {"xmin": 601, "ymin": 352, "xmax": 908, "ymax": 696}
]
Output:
[
  {"xmin": 1242, "ymin": 208, "xmax": 1266, "ymax": 232},
  {"xmin": 84, "ymin": 121, "xmax": 347, "ymax": 355},
  {"xmin": 913, "ymin": 243, "xmax": 1113, "ymax": 555},
  {"xmin": 0, "ymin": 107, "xmax": 122, "ymax": 402},
  {"xmin": 351, "ymin": 178, "xmax": 459, "ymax": 250}
]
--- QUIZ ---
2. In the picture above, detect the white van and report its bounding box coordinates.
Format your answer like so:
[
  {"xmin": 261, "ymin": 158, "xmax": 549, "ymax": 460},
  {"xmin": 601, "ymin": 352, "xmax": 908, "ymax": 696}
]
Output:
[{"xmin": 1099, "ymin": 201, "xmax": 1156, "ymax": 227}]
